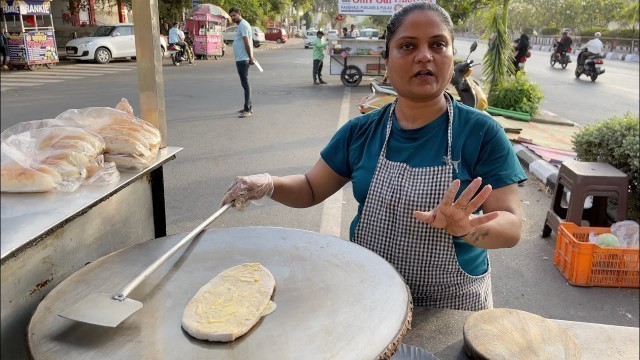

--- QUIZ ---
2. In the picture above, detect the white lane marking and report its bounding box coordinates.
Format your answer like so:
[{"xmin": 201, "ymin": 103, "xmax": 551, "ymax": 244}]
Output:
[
  {"xmin": 319, "ymin": 87, "xmax": 351, "ymax": 238},
  {"xmin": 0, "ymin": 87, "xmax": 15, "ymax": 92},
  {"xmin": 0, "ymin": 78, "xmax": 64, "ymax": 83},
  {"xmin": 0, "ymin": 74, "xmax": 83, "ymax": 79},
  {"xmin": 0, "ymin": 82, "xmax": 39, "ymax": 86}
]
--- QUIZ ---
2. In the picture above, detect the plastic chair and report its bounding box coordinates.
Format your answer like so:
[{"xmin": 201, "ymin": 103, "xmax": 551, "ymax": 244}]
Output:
[{"xmin": 542, "ymin": 160, "xmax": 628, "ymax": 237}]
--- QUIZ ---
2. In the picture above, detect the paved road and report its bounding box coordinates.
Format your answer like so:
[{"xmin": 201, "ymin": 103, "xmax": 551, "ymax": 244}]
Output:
[
  {"xmin": 455, "ymin": 39, "xmax": 640, "ymax": 127},
  {"xmin": 0, "ymin": 38, "xmax": 637, "ymax": 328}
]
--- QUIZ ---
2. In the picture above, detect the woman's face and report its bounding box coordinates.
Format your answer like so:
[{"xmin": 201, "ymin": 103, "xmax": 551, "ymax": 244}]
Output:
[{"xmin": 385, "ymin": 10, "xmax": 454, "ymax": 102}]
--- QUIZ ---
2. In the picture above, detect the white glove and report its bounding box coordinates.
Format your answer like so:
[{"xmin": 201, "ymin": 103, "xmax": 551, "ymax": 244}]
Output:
[{"xmin": 221, "ymin": 173, "xmax": 274, "ymax": 210}]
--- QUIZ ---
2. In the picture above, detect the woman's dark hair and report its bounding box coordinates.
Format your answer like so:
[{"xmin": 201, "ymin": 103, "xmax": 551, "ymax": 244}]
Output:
[{"xmin": 382, "ymin": 2, "xmax": 454, "ymax": 59}]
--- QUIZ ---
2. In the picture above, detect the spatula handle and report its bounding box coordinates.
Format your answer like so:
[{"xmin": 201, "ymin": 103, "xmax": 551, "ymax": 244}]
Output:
[{"xmin": 113, "ymin": 204, "xmax": 231, "ymax": 301}]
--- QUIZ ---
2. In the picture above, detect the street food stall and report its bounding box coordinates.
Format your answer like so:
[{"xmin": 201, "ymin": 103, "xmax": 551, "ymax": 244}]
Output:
[
  {"xmin": 185, "ymin": 4, "xmax": 229, "ymax": 60},
  {"xmin": 0, "ymin": 0, "xmax": 59, "ymax": 70},
  {"xmin": 329, "ymin": 38, "xmax": 386, "ymax": 87},
  {"xmin": 0, "ymin": 0, "xmax": 179, "ymax": 358}
]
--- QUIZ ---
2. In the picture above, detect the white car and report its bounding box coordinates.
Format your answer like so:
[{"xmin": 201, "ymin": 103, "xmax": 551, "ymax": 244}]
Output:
[
  {"xmin": 65, "ymin": 24, "xmax": 167, "ymax": 64},
  {"xmin": 223, "ymin": 26, "xmax": 265, "ymax": 48},
  {"xmin": 357, "ymin": 28, "xmax": 381, "ymax": 39},
  {"xmin": 327, "ymin": 29, "xmax": 339, "ymax": 41},
  {"xmin": 304, "ymin": 29, "xmax": 318, "ymax": 48}
]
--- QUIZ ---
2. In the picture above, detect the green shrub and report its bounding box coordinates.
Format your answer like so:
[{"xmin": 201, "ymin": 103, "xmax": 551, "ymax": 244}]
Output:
[
  {"xmin": 577, "ymin": 27, "xmax": 608, "ymax": 37},
  {"xmin": 572, "ymin": 112, "xmax": 640, "ymax": 222},
  {"xmin": 541, "ymin": 27, "xmax": 560, "ymax": 35},
  {"xmin": 488, "ymin": 72, "xmax": 543, "ymax": 115}
]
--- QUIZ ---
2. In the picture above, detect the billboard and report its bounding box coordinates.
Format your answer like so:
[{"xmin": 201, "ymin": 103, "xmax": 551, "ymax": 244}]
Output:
[{"xmin": 338, "ymin": 0, "xmax": 436, "ymax": 16}]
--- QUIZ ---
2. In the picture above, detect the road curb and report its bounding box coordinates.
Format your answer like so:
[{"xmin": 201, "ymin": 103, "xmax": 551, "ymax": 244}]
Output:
[{"xmin": 513, "ymin": 143, "xmax": 559, "ymax": 189}]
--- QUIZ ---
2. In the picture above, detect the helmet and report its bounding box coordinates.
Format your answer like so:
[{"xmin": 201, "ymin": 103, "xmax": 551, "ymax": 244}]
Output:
[{"xmin": 595, "ymin": 32, "xmax": 601, "ymax": 38}]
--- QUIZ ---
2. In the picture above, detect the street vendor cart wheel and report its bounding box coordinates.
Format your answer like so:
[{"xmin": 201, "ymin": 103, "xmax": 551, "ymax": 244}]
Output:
[
  {"xmin": 341, "ymin": 65, "xmax": 363, "ymax": 87},
  {"xmin": 45, "ymin": 63, "xmax": 56, "ymax": 69},
  {"xmin": 27, "ymin": 64, "xmax": 38, "ymax": 71}
]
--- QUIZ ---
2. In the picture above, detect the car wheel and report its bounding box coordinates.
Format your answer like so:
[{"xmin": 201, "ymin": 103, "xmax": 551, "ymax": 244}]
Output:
[
  {"xmin": 94, "ymin": 47, "xmax": 111, "ymax": 64},
  {"xmin": 276, "ymin": 38, "xmax": 282, "ymax": 44},
  {"xmin": 253, "ymin": 40, "xmax": 260, "ymax": 48}
]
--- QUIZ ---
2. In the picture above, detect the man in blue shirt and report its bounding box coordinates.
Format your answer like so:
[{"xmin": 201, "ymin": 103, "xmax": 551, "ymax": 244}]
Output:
[
  {"xmin": 168, "ymin": 22, "xmax": 186, "ymax": 60},
  {"xmin": 229, "ymin": 7, "xmax": 255, "ymax": 118}
]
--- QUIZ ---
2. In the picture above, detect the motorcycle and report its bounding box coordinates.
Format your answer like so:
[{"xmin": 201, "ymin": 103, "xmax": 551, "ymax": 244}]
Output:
[
  {"xmin": 168, "ymin": 32, "xmax": 195, "ymax": 66},
  {"xmin": 358, "ymin": 41, "xmax": 488, "ymax": 114},
  {"xmin": 575, "ymin": 49, "xmax": 605, "ymax": 81},
  {"xmin": 550, "ymin": 42, "xmax": 572, "ymax": 69}
]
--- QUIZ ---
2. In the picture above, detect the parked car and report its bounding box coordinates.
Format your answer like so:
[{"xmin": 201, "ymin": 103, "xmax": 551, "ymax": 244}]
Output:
[
  {"xmin": 65, "ymin": 24, "xmax": 166, "ymax": 64},
  {"xmin": 357, "ymin": 28, "xmax": 380, "ymax": 39},
  {"xmin": 266, "ymin": 27, "xmax": 288, "ymax": 43},
  {"xmin": 327, "ymin": 29, "xmax": 339, "ymax": 41},
  {"xmin": 223, "ymin": 25, "xmax": 264, "ymax": 48},
  {"xmin": 304, "ymin": 29, "xmax": 317, "ymax": 49}
]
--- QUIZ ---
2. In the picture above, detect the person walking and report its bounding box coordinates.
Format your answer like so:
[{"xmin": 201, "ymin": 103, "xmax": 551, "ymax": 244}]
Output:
[
  {"xmin": 229, "ymin": 6, "xmax": 255, "ymax": 118},
  {"xmin": 221, "ymin": 2, "xmax": 526, "ymax": 311},
  {"xmin": 312, "ymin": 30, "xmax": 328, "ymax": 85},
  {"xmin": 0, "ymin": 31, "xmax": 9, "ymax": 70}
]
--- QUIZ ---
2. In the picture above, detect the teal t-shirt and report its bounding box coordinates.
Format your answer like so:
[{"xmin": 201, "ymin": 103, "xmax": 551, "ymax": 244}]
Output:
[
  {"xmin": 233, "ymin": 19, "xmax": 252, "ymax": 61},
  {"xmin": 320, "ymin": 100, "xmax": 527, "ymax": 276},
  {"xmin": 313, "ymin": 38, "xmax": 328, "ymax": 60}
]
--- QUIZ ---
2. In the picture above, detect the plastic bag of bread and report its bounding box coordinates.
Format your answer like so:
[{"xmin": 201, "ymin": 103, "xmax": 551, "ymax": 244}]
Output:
[
  {"xmin": 53, "ymin": 99, "xmax": 161, "ymax": 171},
  {"xmin": 0, "ymin": 143, "xmax": 74, "ymax": 193},
  {"xmin": 34, "ymin": 150, "xmax": 120, "ymax": 187},
  {"xmin": 1, "ymin": 120, "xmax": 105, "ymax": 158}
]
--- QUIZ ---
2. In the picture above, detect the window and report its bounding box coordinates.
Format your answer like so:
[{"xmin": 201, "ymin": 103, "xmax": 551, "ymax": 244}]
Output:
[{"xmin": 116, "ymin": 26, "xmax": 133, "ymax": 36}]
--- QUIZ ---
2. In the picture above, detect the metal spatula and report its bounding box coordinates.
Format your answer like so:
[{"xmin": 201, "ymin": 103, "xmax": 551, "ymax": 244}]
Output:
[{"xmin": 59, "ymin": 204, "xmax": 231, "ymax": 327}]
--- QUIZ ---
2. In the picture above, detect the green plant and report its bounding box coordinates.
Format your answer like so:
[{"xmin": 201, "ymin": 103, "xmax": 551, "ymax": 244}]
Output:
[
  {"xmin": 540, "ymin": 27, "xmax": 561, "ymax": 35},
  {"xmin": 481, "ymin": 0, "xmax": 514, "ymax": 92},
  {"xmin": 488, "ymin": 72, "xmax": 543, "ymax": 115},
  {"xmin": 572, "ymin": 112, "xmax": 640, "ymax": 222}
]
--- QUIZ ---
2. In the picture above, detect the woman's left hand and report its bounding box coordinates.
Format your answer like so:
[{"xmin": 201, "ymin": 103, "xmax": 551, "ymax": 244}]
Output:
[{"xmin": 414, "ymin": 177, "xmax": 499, "ymax": 237}]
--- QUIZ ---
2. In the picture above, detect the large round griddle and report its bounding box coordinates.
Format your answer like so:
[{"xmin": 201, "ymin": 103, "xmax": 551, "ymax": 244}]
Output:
[{"xmin": 28, "ymin": 227, "xmax": 411, "ymax": 360}]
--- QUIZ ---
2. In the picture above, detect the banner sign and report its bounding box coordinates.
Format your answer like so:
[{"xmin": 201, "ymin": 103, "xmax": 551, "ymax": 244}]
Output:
[
  {"xmin": 2, "ymin": 0, "xmax": 52, "ymax": 15},
  {"xmin": 338, "ymin": 0, "xmax": 435, "ymax": 16},
  {"xmin": 24, "ymin": 30, "xmax": 58, "ymax": 63}
]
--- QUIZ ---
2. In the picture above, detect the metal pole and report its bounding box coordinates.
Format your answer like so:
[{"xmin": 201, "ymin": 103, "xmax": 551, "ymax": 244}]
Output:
[{"xmin": 132, "ymin": 0, "xmax": 168, "ymax": 148}]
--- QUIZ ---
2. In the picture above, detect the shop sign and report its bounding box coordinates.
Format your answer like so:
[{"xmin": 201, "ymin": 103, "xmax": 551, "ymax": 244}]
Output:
[
  {"xmin": 2, "ymin": 0, "xmax": 52, "ymax": 15},
  {"xmin": 338, "ymin": 0, "xmax": 435, "ymax": 15}
]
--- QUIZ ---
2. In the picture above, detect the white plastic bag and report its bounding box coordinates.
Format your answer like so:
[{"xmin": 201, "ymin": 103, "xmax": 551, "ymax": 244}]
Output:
[{"xmin": 611, "ymin": 220, "xmax": 639, "ymax": 249}]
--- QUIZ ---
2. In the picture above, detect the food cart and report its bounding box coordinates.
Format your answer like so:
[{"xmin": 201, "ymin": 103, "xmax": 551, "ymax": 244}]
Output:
[
  {"xmin": 0, "ymin": 0, "xmax": 59, "ymax": 70},
  {"xmin": 0, "ymin": 1, "xmax": 180, "ymax": 358},
  {"xmin": 185, "ymin": 4, "xmax": 229, "ymax": 60},
  {"xmin": 329, "ymin": 38, "xmax": 386, "ymax": 87}
]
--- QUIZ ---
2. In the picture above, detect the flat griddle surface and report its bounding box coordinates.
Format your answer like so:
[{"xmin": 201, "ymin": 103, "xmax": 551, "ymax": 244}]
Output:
[{"xmin": 28, "ymin": 227, "xmax": 410, "ymax": 359}]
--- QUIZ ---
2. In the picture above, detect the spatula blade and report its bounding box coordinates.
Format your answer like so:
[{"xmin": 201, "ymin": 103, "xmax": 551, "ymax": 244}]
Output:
[{"xmin": 59, "ymin": 293, "xmax": 143, "ymax": 327}]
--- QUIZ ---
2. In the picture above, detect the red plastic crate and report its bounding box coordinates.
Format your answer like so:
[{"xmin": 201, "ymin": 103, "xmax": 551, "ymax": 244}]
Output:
[{"xmin": 554, "ymin": 222, "xmax": 639, "ymax": 287}]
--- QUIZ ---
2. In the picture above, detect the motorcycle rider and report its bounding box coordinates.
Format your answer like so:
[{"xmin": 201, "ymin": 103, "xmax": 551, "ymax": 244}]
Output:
[
  {"xmin": 555, "ymin": 31, "xmax": 573, "ymax": 60},
  {"xmin": 168, "ymin": 22, "xmax": 187, "ymax": 60},
  {"xmin": 513, "ymin": 33, "xmax": 530, "ymax": 72},
  {"xmin": 577, "ymin": 32, "xmax": 603, "ymax": 70}
]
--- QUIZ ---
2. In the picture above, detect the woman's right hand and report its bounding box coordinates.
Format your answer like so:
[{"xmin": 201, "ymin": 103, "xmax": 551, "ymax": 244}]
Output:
[{"xmin": 221, "ymin": 173, "xmax": 274, "ymax": 210}]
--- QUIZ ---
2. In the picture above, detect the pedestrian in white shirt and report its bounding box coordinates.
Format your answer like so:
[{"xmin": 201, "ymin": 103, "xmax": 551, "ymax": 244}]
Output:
[{"xmin": 577, "ymin": 32, "xmax": 603, "ymax": 69}]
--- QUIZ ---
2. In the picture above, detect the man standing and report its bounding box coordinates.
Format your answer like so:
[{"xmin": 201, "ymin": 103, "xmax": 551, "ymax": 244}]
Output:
[
  {"xmin": 168, "ymin": 22, "xmax": 186, "ymax": 60},
  {"xmin": 577, "ymin": 32, "xmax": 603, "ymax": 70},
  {"xmin": 349, "ymin": 24, "xmax": 359, "ymax": 38},
  {"xmin": 312, "ymin": 30, "xmax": 328, "ymax": 85},
  {"xmin": 229, "ymin": 7, "xmax": 255, "ymax": 118}
]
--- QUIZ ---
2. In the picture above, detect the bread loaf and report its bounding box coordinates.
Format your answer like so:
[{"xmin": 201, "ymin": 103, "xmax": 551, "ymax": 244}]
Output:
[
  {"xmin": 182, "ymin": 263, "xmax": 276, "ymax": 342},
  {"xmin": 0, "ymin": 161, "xmax": 61, "ymax": 193}
]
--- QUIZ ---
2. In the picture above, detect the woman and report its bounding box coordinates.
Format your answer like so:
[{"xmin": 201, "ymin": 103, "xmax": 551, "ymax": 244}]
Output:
[
  {"xmin": 513, "ymin": 33, "xmax": 530, "ymax": 72},
  {"xmin": 222, "ymin": 2, "xmax": 526, "ymax": 311}
]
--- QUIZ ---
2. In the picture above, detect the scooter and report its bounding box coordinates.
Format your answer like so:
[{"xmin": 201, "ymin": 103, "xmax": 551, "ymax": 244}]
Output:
[
  {"xmin": 575, "ymin": 49, "xmax": 605, "ymax": 81},
  {"xmin": 358, "ymin": 41, "xmax": 488, "ymax": 114},
  {"xmin": 550, "ymin": 42, "xmax": 572, "ymax": 69}
]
